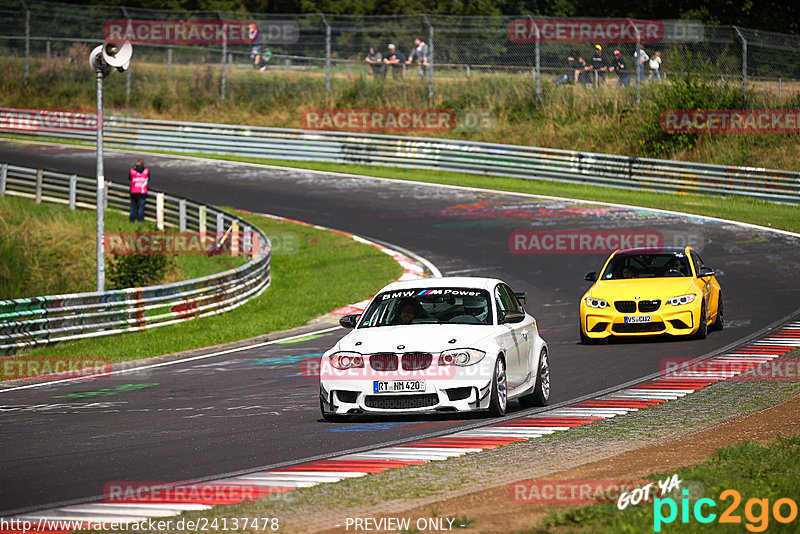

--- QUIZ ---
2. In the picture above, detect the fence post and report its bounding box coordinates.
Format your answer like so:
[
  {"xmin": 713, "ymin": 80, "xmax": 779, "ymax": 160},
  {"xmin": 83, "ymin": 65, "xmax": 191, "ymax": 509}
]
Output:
[
  {"xmin": 178, "ymin": 198, "xmax": 186, "ymax": 231},
  {"xmin": 630, "ymin": 19, "xmax": 642, "ymax": 109},
  {"xmin": 251, "ymin": 232, "xmax": 259, "ymax": 260},
  {"xmin": 243, "ymin": 225, "xmax": 251, "ymax": 255},
  {"xmin": 346, "ymin": 63, "xmax": 351, "ymax": 80},
  {"xmin": 167, "ymin": 47, "xmax": 173, "ymax": 71},
  {"xmin": 199, "ymin": 205, "xmax": 207, "ymax": 242},
  {"xmin": 156, "ymin": 192, "xmax": 164, "ymax": 230},
  {"xmin": 35, "ymin": 169, "xmax": 42, "ymax": 203},
  {"xmin": 319, "ymin": 14, "xmax": 331, "ymax": 100},
  {"xmin": 285, "ymin": 58, "xmax": 290, "ymax": 73},
  {"xmin": 733, "ymin": 26, "xmax": 748, "ymax": 107},
  {"xmin": 69, "ymin": 174, "xmax": 77, "ymax": 209},
  {"xmin": 231, "ymin": 221, "xmax": 239, "ymax": 256},
  {"xmin": 466, "ymin": 64, "xmax": 470, "ymax": 80},
  {"xmin": 22, "ymin": 0, "xmax": 30, "ymax": 85},
  {"xmin": 46, "ymin": 39, "xmax": 51, "ymax": 60},
  {"xmin": 216, "ymin": 211, "xmax": 224, "ymax": 236},
  {"xmin": 527, "ymin": 16, "xmax": 540, "ymax": 101},
  {"xmin": 423, "ymin": 14, "xmax": 434, "ymax": 101},
  {"xmin": 0, "ymin": 164, "xmax": 7, "ymax": 196},
  {"xmin": 218, "ymin": 12, "xmax": 227, "ymax": 102}
]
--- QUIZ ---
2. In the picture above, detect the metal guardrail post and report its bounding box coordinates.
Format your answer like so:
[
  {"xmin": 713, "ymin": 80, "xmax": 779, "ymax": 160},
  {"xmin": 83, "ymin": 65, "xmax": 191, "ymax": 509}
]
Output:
[
  {"xmin": 243, "ymin": 225, "xmax": 251, "ymax": 255},
  {"xmin": 34, "ymin": 168, "xmax": 42, "ymax": 203},
  {"xmin": 319, "ymin": 14, "xmax": 331, "ymax": 100},
  {"xmin": 733, "ymin": 26, "xmax": 748, "ymax": 107},
  {"xmin": 216, "ymin": 211, "xmax": 224, "ymax": 236},
  {"xmin": 156, "ymin": 192, "xmax": 165, "ymax": 230},
  {"xmin": 199, "ymin": 205, "xmax": 207, "ymax": 242},
  {"xmin": 0, "ymin": 164, "xmax": 7, "ymax": 196},
  {"xmin": 69, "ymin": 174, "xmax": 77, "ymax": 209},
  {"xmin": 179, "ymin": 198, "xmax": 186, "ymax": 231}
]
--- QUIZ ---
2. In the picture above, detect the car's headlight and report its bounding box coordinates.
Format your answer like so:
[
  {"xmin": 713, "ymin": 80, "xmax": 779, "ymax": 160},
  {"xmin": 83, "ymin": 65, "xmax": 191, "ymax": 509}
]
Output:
[
  {"xmin": 329, "ymin": 352, "xmax": 364, "ymax": 369},
  {"xmin": 439, "ymin": 348, "xmax": 486, "ymax": 366},
  {"xmin": 584, "ymin": 297, "xmax": 610, "ymax": 309},
  {"xmin": 666, "ymin": 294, "xmax": 697, "ymax": 306}
]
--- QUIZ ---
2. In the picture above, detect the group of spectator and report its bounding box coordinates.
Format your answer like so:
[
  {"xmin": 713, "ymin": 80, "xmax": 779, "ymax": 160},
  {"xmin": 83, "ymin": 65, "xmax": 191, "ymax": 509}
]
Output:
[
  {"xmin": 555, "ymin": 45, "xmax": 662, "ymax": 87},
  {"xmin": 364, "ymin": 38, "xmax": 431, "ymax": 79}
]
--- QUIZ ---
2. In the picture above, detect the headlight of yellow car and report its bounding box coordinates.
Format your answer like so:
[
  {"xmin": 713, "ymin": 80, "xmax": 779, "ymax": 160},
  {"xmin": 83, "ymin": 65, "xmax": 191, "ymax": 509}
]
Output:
[
  {"xmin": 584, "ymin": 297, "xmax": 610, "ymax": 309},
  {"xmin": 666, "ymin": 294, "xmax": 696, "ymax": 306}
]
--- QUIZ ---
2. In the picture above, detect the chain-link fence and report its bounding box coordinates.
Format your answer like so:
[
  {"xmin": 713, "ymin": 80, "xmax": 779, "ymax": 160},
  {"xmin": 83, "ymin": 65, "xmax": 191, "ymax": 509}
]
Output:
[{"xmin": 2, "ymin": 1, "xmax": 800, "ymax": 110}]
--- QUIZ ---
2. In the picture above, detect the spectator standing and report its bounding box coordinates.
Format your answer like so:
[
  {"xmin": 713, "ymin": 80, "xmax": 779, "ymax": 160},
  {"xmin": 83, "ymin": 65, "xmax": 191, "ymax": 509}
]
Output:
[
  {"xmin": 129, "ymin": 159, "xmax": 149, "ymax": 223},
  {"xmin": 554, "ymin": 56, "xmax": 577, "ymax": 85},
  {"xmin": 590, "ymin": 44, "xmax": 608, "ymax": 85},
  {"xmin": 648, "ymin": 51, "xmax": 662, "ymax": 82},
  {"xmin": 383, "ymin": 44, "xmax": 405, "ymax": 78},
  {"xmin": 610, "ymin": 50, "xmax": 630, "ymax": 87},
  {"xmin": 634, "ymin": 46, "xmax": 649, "ymax": 83},
  {"xmin": 406, "ymin": 37, "xmax": 430, "ymax": 79},
  {"xmin": 365, "ymin": 47, "xmax": 383, "ymax": 77}
]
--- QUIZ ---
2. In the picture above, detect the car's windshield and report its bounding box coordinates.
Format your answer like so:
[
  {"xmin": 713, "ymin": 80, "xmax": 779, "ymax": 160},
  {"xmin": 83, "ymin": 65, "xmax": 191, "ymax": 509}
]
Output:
[
  {"xmin": 601, "ymin": 253, "xmax": 692, "ymax": 280},
  {"xmin": 359, "ymin": 288, "xmax": 493, "ymax": 327}
]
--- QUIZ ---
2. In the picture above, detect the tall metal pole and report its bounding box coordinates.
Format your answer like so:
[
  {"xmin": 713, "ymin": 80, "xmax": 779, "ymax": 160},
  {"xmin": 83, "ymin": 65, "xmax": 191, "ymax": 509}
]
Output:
[
  {"xmin": 630, "ymin": 19, "xmax": 641, "ymax": 109},
  {"xmin": 319, "ymin": 14, "xmax": 331, "ymax": 100},
  {"xmin": 23, "ymin": 0, "xmax": 30, "ymax": 85},
  {"xmin": 528, "ymin": 16, "xmax": 540, "ymax": 102},
  {"xmin": 122, "ymin": 9, "xmax": 132, "ymax": 106},
  {"xmin": 95, "ymin": 68, "xmax": 105, "ymax": 292},
  {"xmin": 734, "ymin": 27, "xmax": 748, "ymax": 107},
  {"xmin": 423, "ymin": 14, "xmax": 434, "ymax": 101},
  {"xmin": 219, "ymin": 13, "xmax": 227, "ymax": 102}
]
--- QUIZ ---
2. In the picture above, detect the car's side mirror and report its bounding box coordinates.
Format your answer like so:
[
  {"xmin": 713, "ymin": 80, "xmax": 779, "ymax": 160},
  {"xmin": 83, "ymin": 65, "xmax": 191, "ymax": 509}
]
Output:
[
  {"xmin": 500, "ymin": 310, "xmax": 526, "ymax": 324},
  {"xmin": 339, "ymin": 314, "xmax": 360, "ymax": 329},
  {"xmin": 698, "ymin": 266, "xmax": 715, "ymax": 278},
  {"xmin": 514, "ymin": 291, "xmax": 528, "ymax": 305},
  {"xmin": 585, "ymin": 271, "xmax": 598, "ymax": 282}
]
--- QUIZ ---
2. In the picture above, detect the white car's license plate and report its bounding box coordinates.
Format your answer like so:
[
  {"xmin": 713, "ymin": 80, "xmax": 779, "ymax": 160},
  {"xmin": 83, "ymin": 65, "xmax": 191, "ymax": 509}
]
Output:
[
  {"xmin": 624, "ymin": 315, "xmax": 652, "ymax": 324},
  {"xmin": 373, "ymin": 380, "xmax": 426, "ymax": 393}
]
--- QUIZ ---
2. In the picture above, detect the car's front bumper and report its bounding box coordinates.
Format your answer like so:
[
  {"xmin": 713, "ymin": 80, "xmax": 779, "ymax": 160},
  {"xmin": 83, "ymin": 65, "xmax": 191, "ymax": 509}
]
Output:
[
  {"xmin": 580, "ymin": 303, "xmax": 700, "ymax": 339},
  {"xmin": 320, "ymin": 376, "xmax": 494, "ymax": 416}
]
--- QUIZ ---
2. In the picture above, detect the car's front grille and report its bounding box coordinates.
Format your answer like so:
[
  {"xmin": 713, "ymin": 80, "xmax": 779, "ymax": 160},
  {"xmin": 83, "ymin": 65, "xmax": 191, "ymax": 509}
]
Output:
[
  {"xmin": 638, "ymin": 300, "xmax": 661, "ymax": 312},
  {"xmin": 402, "ymin": 352, "xmax": 432, "ymax": 370},
  {"xmin": 369, "ymin": 353, "xmax": 399, "ymax": 372},
  {"xmin": 614, "ymin": 301, "xmax": 636, "ymax": 313},
  {"xmin": 365, "ymin": 394, "xmax": 439, "ymax": 410},
  {"xmin": 612, "ymin": 322, "xmax": 666, "ymax": 333}
]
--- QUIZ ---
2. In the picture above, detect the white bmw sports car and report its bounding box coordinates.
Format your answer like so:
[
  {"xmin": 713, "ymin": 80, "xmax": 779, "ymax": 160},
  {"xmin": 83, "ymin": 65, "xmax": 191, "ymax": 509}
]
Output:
[{"xmin": 319, "ymin": 277, "xmax": 550, "ymax": 421}]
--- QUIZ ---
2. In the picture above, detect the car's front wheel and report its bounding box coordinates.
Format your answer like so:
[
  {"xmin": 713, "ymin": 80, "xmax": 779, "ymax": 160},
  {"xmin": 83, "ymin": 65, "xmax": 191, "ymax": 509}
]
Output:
[
  {"xmin": 694, "ymin": 302, "xmax": 708, "ymax": 340},
  {"xmin": 579, "ymin": 319, "xmax": 596, "ymax": 345},
  {"xmin": 519, "ymin": 348, "xmax": 550, "ymax": 408},
  {"xmin": 711, "ymin": 295, "xmax": 724, "ymax": 331},
  {"xmin": 488, "ymin": 356, "xmax": 508, "ymax": 417}
]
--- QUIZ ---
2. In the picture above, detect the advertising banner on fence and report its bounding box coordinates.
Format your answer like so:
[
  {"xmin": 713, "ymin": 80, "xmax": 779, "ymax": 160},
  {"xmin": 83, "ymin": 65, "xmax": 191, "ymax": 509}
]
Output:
[
  {"xmin": 508, "ymin": 19, "xmax": 664, "ymax": 43},
  {"xmin": 661, "ymin": 109, "xmax": 800, "ymax": 133},
  {"xmin": 0, "ymin": 108, "xmax": 95, "ymax": 133},
  {"xmin": 103, "ymin": 20, "xmax": 298, "ymax": 45}
]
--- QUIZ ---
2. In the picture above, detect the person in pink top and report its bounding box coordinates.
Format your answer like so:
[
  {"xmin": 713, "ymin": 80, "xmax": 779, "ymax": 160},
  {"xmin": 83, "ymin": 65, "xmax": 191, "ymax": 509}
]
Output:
[{"xmin": 129, "ymin": 159, "xmax": 149, "ymax": 222}]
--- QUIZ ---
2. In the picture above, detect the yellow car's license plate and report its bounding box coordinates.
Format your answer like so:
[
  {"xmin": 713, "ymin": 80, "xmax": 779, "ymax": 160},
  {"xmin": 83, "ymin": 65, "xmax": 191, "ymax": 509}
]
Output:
[{"xmin": 624, "ymin": 315, "xmax": 652, "ymax": 324}]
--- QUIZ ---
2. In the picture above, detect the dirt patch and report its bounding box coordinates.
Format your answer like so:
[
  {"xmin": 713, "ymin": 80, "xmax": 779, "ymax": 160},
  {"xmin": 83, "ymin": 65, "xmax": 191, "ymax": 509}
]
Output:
[{"xmin": 316, "ymin": 391, "xmax": 800, "ymax": 533}]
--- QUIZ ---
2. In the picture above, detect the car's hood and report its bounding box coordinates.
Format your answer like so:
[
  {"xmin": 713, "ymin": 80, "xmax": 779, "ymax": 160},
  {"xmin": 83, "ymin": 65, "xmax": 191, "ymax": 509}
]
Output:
[
  {"xmin": 335, "ymin": 324, "xmax": 496, "ymax": 354},
  {"xmin": 587, "ymin": 278, "xmax": 696, "ymax": 300}
]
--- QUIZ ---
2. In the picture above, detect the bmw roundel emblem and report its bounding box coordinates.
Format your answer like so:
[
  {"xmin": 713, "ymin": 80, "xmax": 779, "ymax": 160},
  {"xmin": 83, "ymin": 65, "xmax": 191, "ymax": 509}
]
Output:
[
  {"xmin": 635, "ymin": 296, "xmax": 640, "ymax": 300},
  {"xmin": 397, "ymin": 345, "xmax": 405, "ymax": 350}
]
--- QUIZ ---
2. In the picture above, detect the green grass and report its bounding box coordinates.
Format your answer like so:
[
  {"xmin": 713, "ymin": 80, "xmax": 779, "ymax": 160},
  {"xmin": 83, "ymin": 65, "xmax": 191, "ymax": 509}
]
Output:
[
  {"xmin": 0, "ymin": 195, "xmax": 244, "ymax": 299},
  {"xmin": 533, "ymin": 432, "xmax": 800, "ymax": 533},
  {"xmin": 21, "ymin": 207, "xmax": 402, "ymax": 361}
]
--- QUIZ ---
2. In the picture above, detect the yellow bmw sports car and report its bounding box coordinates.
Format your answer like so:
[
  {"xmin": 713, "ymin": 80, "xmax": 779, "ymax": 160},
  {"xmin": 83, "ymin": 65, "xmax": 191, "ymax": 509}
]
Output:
[{"xmin": 579, "ymin": 246, "xmax": 723, "ymax": 343}]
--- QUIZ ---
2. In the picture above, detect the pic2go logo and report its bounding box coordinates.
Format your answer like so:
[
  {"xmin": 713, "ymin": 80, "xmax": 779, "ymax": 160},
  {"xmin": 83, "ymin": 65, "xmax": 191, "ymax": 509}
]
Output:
[{"xmin": 653, "ymin": 489, "xmax": 798, "ymax": 532}]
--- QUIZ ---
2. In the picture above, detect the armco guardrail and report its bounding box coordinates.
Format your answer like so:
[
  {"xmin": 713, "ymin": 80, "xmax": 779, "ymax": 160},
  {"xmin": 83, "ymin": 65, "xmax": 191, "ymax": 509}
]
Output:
[
  {"xmin": 0, "ymin": 163, "xmax": 271, "ymax": 355},
  {"xmin": 2, "ymin": 108, "xmax": 798, "ymax": 204}
]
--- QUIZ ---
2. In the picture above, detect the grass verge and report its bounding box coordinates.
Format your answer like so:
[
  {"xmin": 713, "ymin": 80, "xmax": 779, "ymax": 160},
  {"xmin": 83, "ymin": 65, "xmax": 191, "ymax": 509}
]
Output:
[
  {"xmin": 0, "ymin": 195, "xmax": 244, "ymax": 299},
  {"xmin": 536, "ymin": 432, "xmax": 800, "ymax": 533},
  {"xmin": 18, "ymin": 208, "xmax": 402, "ymax": 362}
]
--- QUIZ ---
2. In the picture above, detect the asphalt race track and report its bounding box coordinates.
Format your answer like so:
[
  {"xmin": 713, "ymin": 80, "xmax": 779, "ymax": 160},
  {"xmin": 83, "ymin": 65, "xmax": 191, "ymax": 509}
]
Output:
[{"xmin": 2, "ymin": 141, "xmax": 800, "ymax": 514}]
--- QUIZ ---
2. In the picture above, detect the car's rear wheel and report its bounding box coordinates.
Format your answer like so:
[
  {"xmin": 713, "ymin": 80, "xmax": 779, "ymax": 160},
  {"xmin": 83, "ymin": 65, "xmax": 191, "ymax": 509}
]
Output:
[
  {"xmin": 711, "ymin": 295, "xmax": 724, "ymax": 331},
  {"xmin": 694, "ymin": 302, "xmax": 708, "ymax": 340},
  {"xmin": 488, "ymin": 356, "xmax": 508, "ymax": 417},
  {"xmin": 519, "ymin": 348, "xmax": 550, "ymax": 408},
  {"xmin": 320, "ymin": 399, "xmax": 349, "ymax": 422}
]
